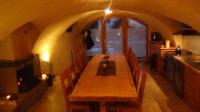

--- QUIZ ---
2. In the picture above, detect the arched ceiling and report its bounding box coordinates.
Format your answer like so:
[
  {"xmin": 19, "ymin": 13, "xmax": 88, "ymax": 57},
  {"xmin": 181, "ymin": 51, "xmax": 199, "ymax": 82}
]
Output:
[
  {"xmin": 32, "ymin": 11, "xmax": 102, "ymax": 57},
  {"xmin": 31, "ymin": 10, "xmax": 180, "ymax": 57},
  {"xmin": 78, "ymin": 11, "xmax": 181, "ymax": 36},
  {"xmin": 0, "ymin": 0, "xmax": 200, "ymax": 58},
  {"xmin": 0, "ymin": 0, "xmax": 200, "ymax": 41}
]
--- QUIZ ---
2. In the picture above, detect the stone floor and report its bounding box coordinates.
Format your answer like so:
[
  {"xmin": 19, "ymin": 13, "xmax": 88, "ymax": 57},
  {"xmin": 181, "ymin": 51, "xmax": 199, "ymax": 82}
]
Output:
[
  {"xmin": 28, "ymin": 71, "xmax": 196, "ymax": 112},
  {"xmin": 28, "ymin": 78, "xmax": 66, "ymax": 112},
  {"xmin": 142, "ymin": 71, "xmax": 196, "ymax": 112}
]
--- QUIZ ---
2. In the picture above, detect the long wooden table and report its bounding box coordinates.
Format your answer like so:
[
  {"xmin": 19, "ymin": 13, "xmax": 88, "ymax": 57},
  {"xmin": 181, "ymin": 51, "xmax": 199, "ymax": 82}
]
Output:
[{"xmin": 70, "ymin": 54, "xmax": 137, "ymax": 112}]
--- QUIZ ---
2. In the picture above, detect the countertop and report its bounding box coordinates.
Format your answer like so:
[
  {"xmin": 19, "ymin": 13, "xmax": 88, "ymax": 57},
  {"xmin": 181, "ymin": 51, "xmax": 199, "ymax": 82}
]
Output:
[{"xmin": 174, "ymin": 54, "xmax": 200, "ymax": 73}]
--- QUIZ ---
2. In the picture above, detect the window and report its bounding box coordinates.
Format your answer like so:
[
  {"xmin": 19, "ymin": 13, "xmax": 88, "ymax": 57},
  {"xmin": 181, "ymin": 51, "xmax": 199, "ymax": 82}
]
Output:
[
  {"xmin": 128, "ymin": 19, "xmax": 147, "ymax": 57},
  {"xmin": 86, "ymin": 19, "xmax": 102, "ymax": 56},
  {"xmin": 106, "ymin": 18, "xmax": 123, "ymax": 54}
]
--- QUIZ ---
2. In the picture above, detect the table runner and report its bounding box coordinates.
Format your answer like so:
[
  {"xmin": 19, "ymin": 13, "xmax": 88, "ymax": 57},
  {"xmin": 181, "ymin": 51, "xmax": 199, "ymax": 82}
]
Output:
[{"xmin": 96, "ymin": 61, "xmax": 116, "ymax": 76}]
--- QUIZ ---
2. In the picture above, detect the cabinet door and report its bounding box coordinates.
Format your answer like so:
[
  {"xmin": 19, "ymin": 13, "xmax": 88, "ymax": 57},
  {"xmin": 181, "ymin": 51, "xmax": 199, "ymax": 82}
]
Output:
[
  {"xmin": 164, "ymin": 58, "xmax": 175, "ymax": 82},
  {"xmin": 174, "ymin": 61, "xmax": 184, "ymax": 98},
  {"xmin": 184, "ymin": 68, "xmax": 200, "ymax": 111}
]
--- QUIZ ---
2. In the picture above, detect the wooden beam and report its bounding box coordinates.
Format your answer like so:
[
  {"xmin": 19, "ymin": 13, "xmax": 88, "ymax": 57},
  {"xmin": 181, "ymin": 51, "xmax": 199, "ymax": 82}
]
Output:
[
  {"xmin": 101, "ymin": 18, "xmax": 107, "ymax": 54},
  {"xmin": 122, "ymin": 17, "xmax": 128, "ymax": 54}
]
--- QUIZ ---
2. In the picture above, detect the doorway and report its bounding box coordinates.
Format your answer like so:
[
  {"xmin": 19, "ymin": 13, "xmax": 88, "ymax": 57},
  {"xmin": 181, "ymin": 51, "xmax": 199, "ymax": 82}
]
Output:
[
  {"xmin": 85, "ymin": 17, "xmax": 147, "ymax": 57},
  {"xmin": 86, "ymin": 19, "xmax": 102, "ymax": 56},
  {"xmin": 106, "ymin": 18, "xmax": 123, "ymax": 54},
  {"xmin": 127, "ymin": 19, "xmax": 147, "ymax": 57}
]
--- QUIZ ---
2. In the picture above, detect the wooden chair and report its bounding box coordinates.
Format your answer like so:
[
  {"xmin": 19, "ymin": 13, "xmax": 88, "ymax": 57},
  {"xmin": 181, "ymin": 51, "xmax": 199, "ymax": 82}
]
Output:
[
  {"xmin": 60, "ymin": 70, "xmax": 73, "ymax": 112},
  {"xmin": 125, "ymin": 47, "xmax": 130, "ymax": 59},
  {"xmin": 69, "ymin": 102, "xmax": 91, "ymax": 112},
  {"xmin": 80, "ymin": 49, "xmax": 88, "ymax": 70},
  {"xmin": 109, "ymin": 69, "xmax": 147, "ymax": 112},
  {"xmin": 71, "ymin": 45, "xmax": 88, "ymax": 74},
  {"xmin": 129, "ymin": 52, "xmax": 140, "ymax": 87},
  {"xmin": 74, "ymin": 58, "xmax": 82, "ymax": 77},
  {"xmin": 67, "ymin": 65, "xmax": 80, "ymax": 87},
  {"xmin": 126, "ymin": 47, "xmax": 132, "ymax": 64},
  {"xmin": 132, "ymin": 62, "xmax": 141, "ymax": 88},
  {"xmin": 73, "ymin": 48, "xmax": 86, "ymax": 73},
  {"xmin": 129, "ymin": 53, "xmax": 137, "ymax": 73},
  {"xmin": 60, "ymin": 69, "xmax": 91, "ymax": 112},
  {"xmin": 72, "ymin": 47, "xmax": 84, "ymax": 75}
]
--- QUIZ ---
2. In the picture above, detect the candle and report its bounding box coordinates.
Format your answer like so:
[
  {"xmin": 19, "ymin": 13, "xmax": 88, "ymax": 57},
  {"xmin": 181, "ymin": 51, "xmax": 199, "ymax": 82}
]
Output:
[
  {"xmin": 165, "ymin": 40, "xmax": 170, "ymax": 48},
  {"xmin": 6, "ymin": 95, "xmax": 11, "ymax": 100},
  {"xmin": 103, "ymin": 63, "xmax": 107, "ymax": 68},
  {"xmin": 41, "ymin": 74, "xmax": 48, "ymax": 80}
]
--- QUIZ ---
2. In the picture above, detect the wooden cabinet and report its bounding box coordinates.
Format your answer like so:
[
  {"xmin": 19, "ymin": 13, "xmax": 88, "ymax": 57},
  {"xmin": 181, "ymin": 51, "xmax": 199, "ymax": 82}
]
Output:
[
  {"xmin": 157, "ymin": 57, "xmax": 165, "ymax": 75},
  {"xmin": 184, "ymin": 67, "xmax": 200, "ymax": 111},
  {"xmin": 174, "ymin": 60, "xmax": 184, "ymax": 98},
  {"xmin": 150, "ymin": 43, "xmax": 175, "ymax": 75},
  {"xmin": 159, "ymin": 47, "xmax": 176, "ymax": 57},
  {"xmin": 174, "ymin": 56, "xmax": 200, "ymax": 111}
]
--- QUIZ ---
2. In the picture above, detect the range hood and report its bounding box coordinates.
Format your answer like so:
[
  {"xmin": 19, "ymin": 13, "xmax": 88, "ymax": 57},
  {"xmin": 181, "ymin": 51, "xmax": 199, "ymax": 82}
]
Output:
[
  {"xmin": 173, "ymin": 23, "xmax": 200, "ymax": 35},
  {"xmin": 173, "ymin": 28, "xmax": 200, "ymax": 35}
]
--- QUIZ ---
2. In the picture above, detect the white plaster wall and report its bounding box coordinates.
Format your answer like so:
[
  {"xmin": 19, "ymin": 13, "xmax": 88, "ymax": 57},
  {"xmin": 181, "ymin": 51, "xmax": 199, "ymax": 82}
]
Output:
[{"xmin": 50, "ymin": 32, "xmax": 73, "ymax": 75}]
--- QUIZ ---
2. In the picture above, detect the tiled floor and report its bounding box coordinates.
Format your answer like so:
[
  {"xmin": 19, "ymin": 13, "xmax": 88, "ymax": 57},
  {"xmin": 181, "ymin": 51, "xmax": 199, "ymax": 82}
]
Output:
[
  {"xmin": 142, "ymin": 71, "xmax": 195, "ymax": 112},
  {"xmin": 28, "ymin": 78, "xmax": 66, "ymax": 112},
  {"xmin": 28, "ymin": 71, "xmax": 196, "ymax": 112}
]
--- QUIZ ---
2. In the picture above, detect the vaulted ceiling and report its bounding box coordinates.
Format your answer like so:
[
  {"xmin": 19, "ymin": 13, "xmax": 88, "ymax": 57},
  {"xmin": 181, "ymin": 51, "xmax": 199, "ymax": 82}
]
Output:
[{"xmin": 0, "ymin": 0, "xmax": 200, "ymax": 54}]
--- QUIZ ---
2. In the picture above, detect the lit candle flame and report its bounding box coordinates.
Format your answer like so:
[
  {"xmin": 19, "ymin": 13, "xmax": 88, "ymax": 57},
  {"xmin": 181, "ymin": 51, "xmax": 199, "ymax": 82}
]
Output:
[
  {"xmin": 6, "ymin": 95, "xmax": 11, "ymax": 100},
  {"xmin": 42, "ymin": 74, "xmax": 48, "ymax": 80}
]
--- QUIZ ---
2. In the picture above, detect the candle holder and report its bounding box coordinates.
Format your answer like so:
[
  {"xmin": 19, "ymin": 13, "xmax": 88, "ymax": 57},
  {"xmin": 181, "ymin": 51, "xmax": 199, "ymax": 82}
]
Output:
[
  {"xmin": 103, "ymin": 53, "xmax": 110, "ymax": 62},
  {"xmin": 175, "ymin": 45, "xmax": 182, "ymax": 56}
]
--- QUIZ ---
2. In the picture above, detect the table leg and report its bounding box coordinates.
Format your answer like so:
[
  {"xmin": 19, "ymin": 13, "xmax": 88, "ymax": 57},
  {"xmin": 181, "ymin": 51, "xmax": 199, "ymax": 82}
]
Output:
[{"xmin": 100, "ymin": 101, "xmax": 106, "ymax": 112}]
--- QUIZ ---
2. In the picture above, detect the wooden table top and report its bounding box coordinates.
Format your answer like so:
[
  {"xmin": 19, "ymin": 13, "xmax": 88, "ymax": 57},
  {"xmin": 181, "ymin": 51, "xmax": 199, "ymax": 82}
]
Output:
[{"xmin": 70, "ymin": 54, "xmax": 137, "ymax": 102}]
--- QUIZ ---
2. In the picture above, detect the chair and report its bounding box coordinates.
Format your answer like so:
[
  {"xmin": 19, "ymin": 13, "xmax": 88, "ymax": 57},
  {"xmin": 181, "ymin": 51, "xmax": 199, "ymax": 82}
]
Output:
[
  {"xmin": 73, "ymin": 47, "xmax": 87, "ymax": 73},
  {"xmin": 69, "ymin": 102, "xmax": 91, "ymax": 112},
  {"xmin": 71, "ymin": 46, "xmax": 89, "ymax": 80},
  {"xmin": 74, "ymin": 58, "xmax": 82, "ymax": 76},
  {"xmin": 72, "ymin": 47, "xmax": 86, "ymax": 75},
  {"xmin": 129, "ymin": 52, "xmax": 141, "ymax": 87},
  {"xmin": 83, "ymin": 47, "xmax": 88, "ymax": 62},
  {"xmin": 126, "ymin": 47, "xmax": 132, "ymax": 64},
  {"xmin": 60, "ymin": 69, "xmax": 91, "ymax": 112},
  {"xmin": 67, "ymin": 65, "xmax": 80, "ymax": 87},
  {"xmin": 132, "ymin": 62, "xmax": 141, "ymax": 88},
  {"xmin": 60, "ymin": 70, "xmax": 73, "ymax": 112},
  {"xmin": 109, "ymin": 69, "xmax": 147, "ymax": 112},
  {"xmin": 80, "ymin": 48, "xmax": 88, "ymax": 70},
  {"xmin": 125, "ymin": 47, "xmax": 130, "ymax": 59},
  {"xmin": 129, "ymin": 53, "xmax": 137, "ymax": 73}
]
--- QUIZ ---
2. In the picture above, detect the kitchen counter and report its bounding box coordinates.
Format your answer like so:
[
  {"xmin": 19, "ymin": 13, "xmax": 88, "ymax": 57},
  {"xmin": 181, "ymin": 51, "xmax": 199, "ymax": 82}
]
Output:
[
  {"xmin": 165, "ymin": 52, "xmax": 200, "ymax": 111},
  {"xmin": 174, "ymin": 54, "xmax": 200, "ymax": 74}
]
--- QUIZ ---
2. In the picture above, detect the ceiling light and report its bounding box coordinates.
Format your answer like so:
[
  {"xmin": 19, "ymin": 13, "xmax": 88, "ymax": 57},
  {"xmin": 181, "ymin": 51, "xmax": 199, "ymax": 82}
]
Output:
[{"xmin": 105, "ymin": 8, "xmax": 112, "ymax": 15}]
